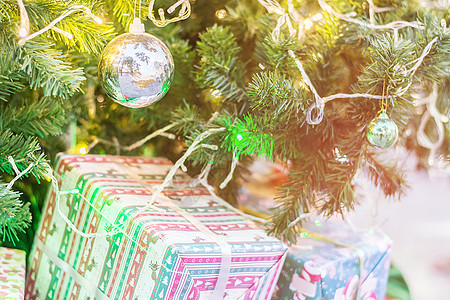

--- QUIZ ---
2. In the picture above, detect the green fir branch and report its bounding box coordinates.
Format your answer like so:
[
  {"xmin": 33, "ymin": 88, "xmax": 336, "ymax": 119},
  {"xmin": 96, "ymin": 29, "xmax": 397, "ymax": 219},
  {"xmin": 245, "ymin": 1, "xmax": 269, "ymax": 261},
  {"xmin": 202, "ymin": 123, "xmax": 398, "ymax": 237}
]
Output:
[
  {"xmin": 195, "ymin": 25, "xmax": 248, "ymax": 102},
  {"xmin": 255, "ymin": 35, "xmax": 297, "ymax": 71},
  {"xmin": 357, "ymin": 33, "xmax": 415, "ymax": 100},
  {"xmin": 0, "ymin": 183, "xmax": 31, "ymax": 242},
  {"xmin": 220, "ymin": 115, "xmax": 274, "ymax": 159},
  {"xmin": 0, "ymin": 40, "xmax": 25, "ymax": 102},
  {"xmin": 248, "ymin": 71, "xmax": 307, "ymax": 123},
  {"xmin": 0, "ymin": 130, "xmax": 48, "ymax": 180},
  {"xmin": 48, "ymin": 16, "xmax": 116, "ymax": 55},
  {"xmin": 0, "ymin": 1, "xmax": 12, "ymax": 23},
  {"xmin": 319, "ymin": 158, "xmax": 358, "ymax": 216},
  {"xmin": 0, "ymin": 98, "xmax": 67, "ymax": 138},
  {"xmin": 20, "ymin": 41, "xmax": 85, "ymax": 98},
  {"xmin": 171, "ymin": 102, "xmax": 203, "ymax": 136},
  {"xmin": 269, "ymin": 156, "xmax": 327, "ymax": 244},
  {"xmin": 0, "ymin": 0, "xmax": 113, "ymax": 54},
  {"xmin": 0, "ymin": 75, "xmax": 24, "ymax": 102},
  {"xmin": 104, "ymin": 0, "xmax": 149, "ymax": 31},
  {"xmin": 409, "ymin": 14, "xmax": 450, "ymax": 83},
  {"xmin": 364, "ymin": 153, "xmax": 405, "ymax": 198}
]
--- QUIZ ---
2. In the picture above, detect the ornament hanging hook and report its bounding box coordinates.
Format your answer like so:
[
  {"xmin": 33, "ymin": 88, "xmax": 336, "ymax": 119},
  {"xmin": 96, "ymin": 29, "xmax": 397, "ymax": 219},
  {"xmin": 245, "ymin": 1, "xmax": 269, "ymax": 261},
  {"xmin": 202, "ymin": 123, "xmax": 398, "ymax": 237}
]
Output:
[
  {"xmin": 384, "ymin": 85, "xmax": 390, "ymax": 112},
  {"xmin": 379, "ymin": 80, "xmax": 389, "ymax": 113},
  {"xmin": 133, "ymin": 0, "xmax": 142, "ymax": 20}
]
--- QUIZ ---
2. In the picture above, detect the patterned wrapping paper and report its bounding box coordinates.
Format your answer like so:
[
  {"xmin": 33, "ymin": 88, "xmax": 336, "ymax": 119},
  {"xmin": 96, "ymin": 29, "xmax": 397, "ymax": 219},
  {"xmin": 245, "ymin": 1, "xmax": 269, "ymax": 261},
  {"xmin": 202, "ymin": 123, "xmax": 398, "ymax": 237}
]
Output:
[
  {"xmin": 273, "ymin": 222, "xmax": 392, "ymax": 300},
  {"xmin": 25, "ymin": 154, "xmax": 287, "ymax": 300},
  {"xmin": 0, "ymin": 247, "xmax": 26, "ymax": 300}
]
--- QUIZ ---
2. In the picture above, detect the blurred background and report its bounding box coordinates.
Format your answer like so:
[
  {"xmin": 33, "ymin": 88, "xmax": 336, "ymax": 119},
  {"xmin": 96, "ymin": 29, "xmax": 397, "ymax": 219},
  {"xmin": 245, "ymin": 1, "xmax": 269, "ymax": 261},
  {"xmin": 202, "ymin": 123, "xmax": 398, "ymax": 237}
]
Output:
[
  {"xmin": 239, "ymin": 150, "xmax": 450, "ymax": 300},
  {"xmin": 348, "ymin": 153, "xmax": 450, "ymax": 300}
]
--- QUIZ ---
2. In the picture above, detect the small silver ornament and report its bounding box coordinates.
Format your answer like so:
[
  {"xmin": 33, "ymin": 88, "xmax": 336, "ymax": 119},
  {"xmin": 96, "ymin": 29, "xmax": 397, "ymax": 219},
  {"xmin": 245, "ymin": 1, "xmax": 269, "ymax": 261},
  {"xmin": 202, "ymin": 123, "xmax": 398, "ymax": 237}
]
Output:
[
  {"xmin": 366, "ymin": 110, "xmax": 398, "ymax": 149},
  {"xmin": 98, "ymin": 19, "xmax": 174, "ymax": 108}
]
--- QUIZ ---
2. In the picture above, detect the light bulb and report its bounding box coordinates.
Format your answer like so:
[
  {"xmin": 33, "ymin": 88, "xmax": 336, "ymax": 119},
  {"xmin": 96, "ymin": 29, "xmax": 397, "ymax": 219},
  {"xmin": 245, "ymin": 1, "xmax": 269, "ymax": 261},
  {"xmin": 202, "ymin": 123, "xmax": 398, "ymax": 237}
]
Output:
[
  {"xmin": 18, "ymin": 27, "xmax": 28, "ymax": 37},
  {"xmin": 304, "ymin": 19, "xmax": 313, "ymax": 30},
  {"xmin": 71, "ymin": 143, "xmax": 89, "ymax": 155},
  {"xmin": 312, "ymin": 13, "xmax": 323, "ymax": 21},
  {"xmin": 94, "ymin": 16, "xmax": 103, "ymax": 24},
  {"xmin": 211, "ymin": 89, "xmax": 221, "ymax": 97},
  {"xmin": 215, "ymin": 9, "xmax": 227, "ymax": 19},
  {"xmin": 79, "ymin": 146, "xmax": 87, "ymax": 155}
]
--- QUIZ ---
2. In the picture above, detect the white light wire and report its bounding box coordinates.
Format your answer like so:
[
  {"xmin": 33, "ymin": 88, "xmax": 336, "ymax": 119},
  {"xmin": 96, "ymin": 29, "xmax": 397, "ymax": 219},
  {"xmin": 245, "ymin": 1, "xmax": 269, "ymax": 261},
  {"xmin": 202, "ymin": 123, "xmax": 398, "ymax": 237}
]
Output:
[
  {"xmin": 86, "ymin": 123, "xmax": 176, "ymax": 154},
  {"xmin": 17, "ymin": 3, "xmax": 103, "ymax": 46},
  {"xmin": 148, "ymin": 0, "xmax": 191, "ymax": 27},
  {"xmin": 415, "ymin": 83, "xmax": 449, "ymax": 173},
  {"xmin": 318, "ymin": 0, "xmax": 423, "ymax": 30},
  {"xmin": 44, "ymin": 165, "xmax": 210, "ymax": 276},
  {"xmin": 138, "ymin": 127, "xmax": 226, "ymax": 213},
  {"xmin": 259, "ymin": 0, "xmax": 441, "ymax": 125},
  {"xmin": 6, "ymin": 154, "xmax": 43, "ymax": 189}
]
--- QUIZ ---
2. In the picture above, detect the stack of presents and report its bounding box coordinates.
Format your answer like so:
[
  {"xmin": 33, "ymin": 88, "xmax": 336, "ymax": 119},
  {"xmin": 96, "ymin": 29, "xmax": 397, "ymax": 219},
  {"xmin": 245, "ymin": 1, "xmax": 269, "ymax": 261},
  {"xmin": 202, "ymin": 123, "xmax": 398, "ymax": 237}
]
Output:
[{"xmin": 2, "ymin": 154, "xmax": 392, "ymax": 299}]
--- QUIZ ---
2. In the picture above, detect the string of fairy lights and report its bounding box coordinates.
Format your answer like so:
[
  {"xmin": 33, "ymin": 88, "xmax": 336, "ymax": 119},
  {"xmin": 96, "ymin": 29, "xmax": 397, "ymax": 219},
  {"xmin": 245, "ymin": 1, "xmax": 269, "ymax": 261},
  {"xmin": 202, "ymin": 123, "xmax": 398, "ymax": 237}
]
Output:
[
  {"xmin": 7, "ymin": 0, "xmax": 448, "ymax": 226},
  {"xmin": 16, "ymin": 0, "xmax": 193, "ymax": 45},
  {"xmin": 4, "ymin": 3, "xmax": 446, "ymax": 297},
  {"xmin": 17, "ymin": 2, "xmax": 103, "ymax": 46}
]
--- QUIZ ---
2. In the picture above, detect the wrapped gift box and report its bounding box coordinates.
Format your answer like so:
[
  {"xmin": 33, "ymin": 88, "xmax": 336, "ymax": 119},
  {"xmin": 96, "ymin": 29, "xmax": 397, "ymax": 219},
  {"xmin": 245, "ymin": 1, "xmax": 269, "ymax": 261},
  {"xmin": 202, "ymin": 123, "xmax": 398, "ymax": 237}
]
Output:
[
  {"xmin": 236, "ymin": 159, "xmax": 392, "ymax": 299},
  {"xmin": 273, "ymin": 222, "xmax": 391, "ymax": 300},
  {"xmin": 0, "ymin": 247, "xmax": 26, "ymax": 299},
  {"xmin": 25, "ymin": 154, "xmax": 287, "ymax": 299}
]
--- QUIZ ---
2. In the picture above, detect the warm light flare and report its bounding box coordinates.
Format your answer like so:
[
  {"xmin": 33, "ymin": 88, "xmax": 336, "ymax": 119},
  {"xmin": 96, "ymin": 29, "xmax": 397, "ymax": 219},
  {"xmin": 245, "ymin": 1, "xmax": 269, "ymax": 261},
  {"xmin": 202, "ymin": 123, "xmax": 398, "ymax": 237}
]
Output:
[
  {"xmin": 215, "ymin": 9, "xmax": 227, "ymax": 19},
  {"xmin": 312, "ymin": 13, "xmax": 323, "ymax": 21},
  {"xmin": 94, "ymin": 16, "xmax": 103, "ymax": 24},
  {"xmin": 304, "ymin": 18, "xmax": 313, "ymax": 30},
  {"xmin": 18, "ymin": 27, "xmax": 27, "ymax": 37}
]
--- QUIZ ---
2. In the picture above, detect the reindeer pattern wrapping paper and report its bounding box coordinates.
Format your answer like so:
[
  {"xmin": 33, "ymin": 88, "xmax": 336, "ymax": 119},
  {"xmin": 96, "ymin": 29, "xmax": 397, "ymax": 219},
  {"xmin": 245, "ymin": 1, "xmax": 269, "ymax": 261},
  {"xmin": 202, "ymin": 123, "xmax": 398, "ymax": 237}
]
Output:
[{"xmin": 25, "ymin": 154, "xmax": 287, "ymax": 300}]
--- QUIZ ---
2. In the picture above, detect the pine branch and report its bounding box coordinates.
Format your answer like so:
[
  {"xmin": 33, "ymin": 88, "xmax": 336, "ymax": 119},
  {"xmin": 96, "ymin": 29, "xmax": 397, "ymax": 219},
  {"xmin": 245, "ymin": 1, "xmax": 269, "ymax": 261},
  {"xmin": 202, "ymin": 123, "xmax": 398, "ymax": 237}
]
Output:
[
  {"xmin": 20, "ymin": 41, "xmax": 85, "ymax": 98},
  {"xmin": 0, "ymin": 41, "xmax": 25, "ymax": 102},
  {"xmin": 248, "ymin": 71, "xmax": 307, "ymax": 123},
  {"xmin": 104, "ymin": 0, "xmax": 150, "ymax": 31},
  {"xmin": 226, "ymin": 0, "xmax": 267, "ymax": 41},
  {"xmin": 357, "ymin": 33, "xmax": 415, "ymax": 99},
  {"xmin": 254, "ymin": 17, "xmax": 301, "ymax": 71},
  {"xmin": 48, "ymin": 15, "xmax": 116, "ymax": 55},
  {"xmin": 165, "ymin": 34, "xmax": 197, "ymax": 96},
  {"xmin": 0, "ymin": 0, "xmax": 113, "ymax": 54},
  {"xmin": 171, "ymin": 102, "xmax": 203, "ymax": 136},
  {"xmin": 364, "ymin": 152, "xmax": 405, "ymax": 198},
  {"xmin": 0, "ymin": 130, "xmax": 48, "ymax": 180},
  {"xmin": 195, "ymin": 25, "xmax": 248, "ymax": 103},
  {"xmin": 0, "ymin": 1, "xmax": 11, "ymax": 23},
  {"xmin": 318, "ymin": 158, "xmax": 357, "ymax": 216},
  {"xmin": 0, "ymin": 182, "xmax": 31, "ymax": 241},
  {"xmin": 409, "ymin": 14, "xmax": 450, "ymax": 83},
  {"xmin": 0, "ymin": 98, "xmax": 66, "ymax": 138},
  {"xmin": 0, "ymin": 77, "xmax": 23, "ymax": 102},
  {"xmin": 269, "ymin": 157, "xmax": 326, "ymax": 244},
  {"xmin": 220, "ymin": 115, "xmax": 274, "ymax": 159}
]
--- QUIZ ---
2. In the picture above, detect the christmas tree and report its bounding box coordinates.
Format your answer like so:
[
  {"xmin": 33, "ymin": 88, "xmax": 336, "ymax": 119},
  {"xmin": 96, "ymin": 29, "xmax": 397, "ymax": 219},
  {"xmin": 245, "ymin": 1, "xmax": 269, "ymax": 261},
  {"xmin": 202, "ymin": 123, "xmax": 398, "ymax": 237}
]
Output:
[
  {"xmin": 0, "ymin": 0, "xmax": 448, "ymax": 247},
  {"xmin": 0, "ymin": 0, "xmax": 113, "ymax": 243}
]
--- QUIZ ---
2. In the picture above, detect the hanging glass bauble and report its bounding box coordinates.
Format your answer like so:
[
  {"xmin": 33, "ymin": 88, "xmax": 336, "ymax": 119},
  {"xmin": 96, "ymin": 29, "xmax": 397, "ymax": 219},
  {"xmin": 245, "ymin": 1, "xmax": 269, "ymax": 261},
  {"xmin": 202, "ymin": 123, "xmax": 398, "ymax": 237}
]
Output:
[
  {"xmin": 98, "ymin": 19, "xmax": 174, "ymax": 108},
  {"xmin": 366, "ymin": 110, "xmax": 398, "ymax": 149}
]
